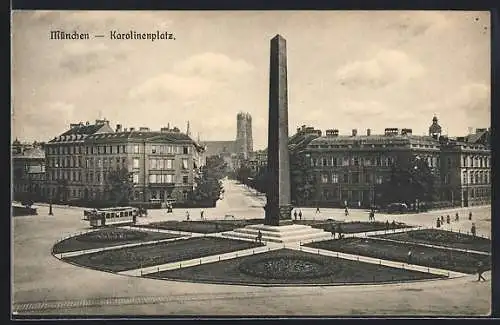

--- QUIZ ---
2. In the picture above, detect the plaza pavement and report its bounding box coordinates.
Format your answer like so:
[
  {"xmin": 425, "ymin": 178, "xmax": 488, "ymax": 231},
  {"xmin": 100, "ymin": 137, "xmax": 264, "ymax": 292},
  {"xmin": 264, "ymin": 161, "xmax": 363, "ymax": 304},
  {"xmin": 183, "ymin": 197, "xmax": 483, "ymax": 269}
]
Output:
[{"xmin": 12, "ymin": 179, "xmax": 492, "ymax": 316}]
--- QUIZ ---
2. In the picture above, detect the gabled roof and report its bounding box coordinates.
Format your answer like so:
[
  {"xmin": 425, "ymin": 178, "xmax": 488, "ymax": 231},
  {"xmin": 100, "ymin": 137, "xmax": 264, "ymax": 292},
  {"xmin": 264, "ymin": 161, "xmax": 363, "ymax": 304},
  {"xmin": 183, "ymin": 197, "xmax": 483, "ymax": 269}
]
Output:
[{"xmin": 465, "ymin": 130, "xmax": 489, "ymax": 145}]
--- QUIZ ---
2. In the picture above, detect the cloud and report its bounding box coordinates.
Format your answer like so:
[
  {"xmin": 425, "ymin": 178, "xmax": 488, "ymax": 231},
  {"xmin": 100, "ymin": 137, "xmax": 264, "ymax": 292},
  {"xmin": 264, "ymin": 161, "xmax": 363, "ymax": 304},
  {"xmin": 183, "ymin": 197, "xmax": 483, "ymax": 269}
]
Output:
[
  {"xmin": 387, "ymin": 11, "xmax": 451, "ymax": 37},
  {"xmin": 59, "ymin": 42, "xmax": 125, "ymax": 74},
  {"xmin": 12, "ymin": 101, "xmax": 76, "ymax": 139},
  {"xmin": 129, "ymin": 73, "xmax": 219, "ymax": 100},
  {"xmin": 130, "ymin": 52, "xmax": 253, "ymax": 101},
  {"xmin": 336, "ymin": 49, "xmax": 425, "ymax": 88},
  {"xmin": 173, "ymin": 52, "xmax": 253, "ymax": 79}
]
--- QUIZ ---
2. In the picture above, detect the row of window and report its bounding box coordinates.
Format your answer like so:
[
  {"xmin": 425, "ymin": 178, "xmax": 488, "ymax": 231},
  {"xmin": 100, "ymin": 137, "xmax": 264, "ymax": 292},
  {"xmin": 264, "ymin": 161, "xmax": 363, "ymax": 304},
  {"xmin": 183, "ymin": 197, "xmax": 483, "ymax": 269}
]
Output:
[
  {"xmin": 147, "ymin": 174, "xmax": 177, "ymax": 184},
  {"xmin": 311, "ymin": 156, "xmax": 394, "ymax": 168},
  {"xmin": 461, "ymin": 155, "xmax": 490, "ymax": 168},
  {"xmin": 320, "ymin": 172, "xmax": 384, "ymax": 185},
  {"xmin": 462, "ymin": 170, "xmax": 491, "ymax": 185},
  {"xmin": 149, "ymin": 158, "xmax": 175, "ymax": 170},
  {"xmin": 46, "ymin": 144, "xmax": 193, "ymax": 156}
]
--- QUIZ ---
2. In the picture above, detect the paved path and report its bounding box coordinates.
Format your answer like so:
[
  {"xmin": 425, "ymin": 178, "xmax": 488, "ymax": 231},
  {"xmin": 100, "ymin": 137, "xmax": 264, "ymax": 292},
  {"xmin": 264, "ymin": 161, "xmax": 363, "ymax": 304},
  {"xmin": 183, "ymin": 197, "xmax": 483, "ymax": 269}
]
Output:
[
  {"xmin": 119, "ymin": 244, "xmax": 282, "ymax": 276},
  {"xmin": 297, "ymin": 245, "xmax": 465, "ymax": 278},
  {"xmin": 366, "ymin": 236, "xmax": 490, "ymax": 256},
  {"xmin": 12, "ymin": 180, "xmax": 492, "ymax": 316},
  {"xmin": 57, "ymin": 236, "xmax": 192, "ymax": 258}
]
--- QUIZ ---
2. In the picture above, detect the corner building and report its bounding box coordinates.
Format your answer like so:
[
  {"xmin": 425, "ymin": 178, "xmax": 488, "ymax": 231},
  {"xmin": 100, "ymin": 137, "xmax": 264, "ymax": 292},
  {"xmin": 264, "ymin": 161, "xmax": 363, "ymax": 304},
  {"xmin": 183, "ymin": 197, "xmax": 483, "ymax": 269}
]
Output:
[{"xmin": 45, "ymin": 120, "xmax": 204, "ymax": 205}]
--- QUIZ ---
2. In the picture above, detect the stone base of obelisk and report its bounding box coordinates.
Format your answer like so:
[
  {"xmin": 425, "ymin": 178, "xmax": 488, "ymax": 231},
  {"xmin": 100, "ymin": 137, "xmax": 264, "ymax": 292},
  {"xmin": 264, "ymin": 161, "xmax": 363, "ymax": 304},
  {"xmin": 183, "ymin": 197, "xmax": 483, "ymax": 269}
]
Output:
[{"xmin": 222, "ymin": 223, "xmax": 333, "ymax": 244}]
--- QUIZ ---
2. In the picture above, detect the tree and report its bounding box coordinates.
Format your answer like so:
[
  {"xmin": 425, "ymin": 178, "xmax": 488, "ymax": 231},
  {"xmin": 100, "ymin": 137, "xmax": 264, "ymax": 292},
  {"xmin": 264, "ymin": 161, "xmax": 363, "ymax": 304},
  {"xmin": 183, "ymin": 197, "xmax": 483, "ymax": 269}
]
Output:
[
  {"xmin": 235, "ymin": 165, "xmax": 252, "ymax": 185},
  {"xmin": 105, "ymin": 168, "xmax": 134, "ymax": 205},
  {"xmin": 290, "ymin": 152, "xmax": 316, "ymax": 206},
  {"xmin": 376, "ymin": 157, "xmax": 438, "ymax": 208},
  {"xmin": 190, "ymin": 155, "xmax": 226, "ymax": 204}
]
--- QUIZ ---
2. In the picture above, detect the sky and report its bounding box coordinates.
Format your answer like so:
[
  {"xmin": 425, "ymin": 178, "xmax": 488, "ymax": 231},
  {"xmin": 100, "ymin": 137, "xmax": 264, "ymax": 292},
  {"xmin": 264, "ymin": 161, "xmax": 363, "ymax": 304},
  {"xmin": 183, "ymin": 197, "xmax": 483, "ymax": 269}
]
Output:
[{"xmin": 11, "ymin": 11, "xmax": 490, "ymax": 150}]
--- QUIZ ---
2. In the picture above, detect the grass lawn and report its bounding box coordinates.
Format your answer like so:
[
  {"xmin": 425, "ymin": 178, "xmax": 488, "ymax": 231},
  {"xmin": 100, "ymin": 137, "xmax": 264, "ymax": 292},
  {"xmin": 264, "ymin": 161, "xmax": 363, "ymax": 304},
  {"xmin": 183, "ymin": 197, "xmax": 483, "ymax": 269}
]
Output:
[
  {"xmin": 305, "ymin": 238, "xmax": 490, "ymax": 274},
  {"xmin": 147, "ymin": 248, "xmax": 444, "ymax": 285},
  {"xmin": 137, "ymin": 219, "xmax": 263, "ymax": 234},
  {"xmin": 52, "ymin": 227, "xmax": 182, "ymax": 254},
  {"xmin": 372, "ymin": 229, "xmax": 491, "ymax": 253},
  {"xmin": 63, "ymin": 237, "xmax": 263, "ymax": 272}
]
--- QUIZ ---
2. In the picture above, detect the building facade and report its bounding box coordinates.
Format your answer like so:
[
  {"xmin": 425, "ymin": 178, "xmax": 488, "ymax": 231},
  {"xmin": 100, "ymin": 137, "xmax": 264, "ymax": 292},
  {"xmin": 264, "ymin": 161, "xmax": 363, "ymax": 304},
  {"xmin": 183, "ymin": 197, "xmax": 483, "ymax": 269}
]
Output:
[
  {"xmin": 12, "ymin": 145, "xmax": 46, "ymax": 201},
  {"xmin": 235, "ymin": 112, "xmax": 253, "ymax": 159},
  {"xmin": 245, "ymin": 117, "xmax": 491, "ymax": 209},
  {"xmin": 44, "ymin": 120, "xmax": 204, "ymax": 205}
]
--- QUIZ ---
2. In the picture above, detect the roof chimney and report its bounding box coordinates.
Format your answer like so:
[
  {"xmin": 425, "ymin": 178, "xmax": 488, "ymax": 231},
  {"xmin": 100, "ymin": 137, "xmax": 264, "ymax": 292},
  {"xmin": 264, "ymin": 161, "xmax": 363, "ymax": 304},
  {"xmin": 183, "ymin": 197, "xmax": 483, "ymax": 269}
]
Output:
[
  {"xmin": 366, "ymin": 129, "xmax": 371, "ymax": 136},
  {"xmin": 160, "ymin": 127, "xmax": 169, "ymax": 133},
  {"xmin": 139, "ymin": 127, "xmax": 150, "ymax": 132},
  {"xmin": 352, "ymin": 129, "xmax": 358, "ymax": 137},
  {"xmin": 129, "ymin": 127, "xmax": 135, "ymax": 132},
  {"xmin": 116, "ymin": 124, "xmax": 122, "ymax": 132},
  {"xmin": 333, "ymin": 129, "xmax": 339, "ymax": 137}
]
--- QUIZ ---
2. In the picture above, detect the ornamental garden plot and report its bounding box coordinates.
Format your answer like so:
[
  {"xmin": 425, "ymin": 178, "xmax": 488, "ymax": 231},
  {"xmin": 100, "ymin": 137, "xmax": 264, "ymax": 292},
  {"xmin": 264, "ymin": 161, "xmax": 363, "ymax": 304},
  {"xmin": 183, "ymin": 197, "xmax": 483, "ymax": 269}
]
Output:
[
  {"xmin": 146, "ymin": 248, "xmax": 444, "ymax": 285},
  {"xmin": 305, "ymin": 238, "xmax": 490, "ymax": 274},
  {"xmin": 294, "ymin": 220, "xmax": 410, "ymax": 233},
  {"xmin": 52, "ymin": 227, "xmax": 182, "ymax": 254},
  {"xmin": 372, "ymin": 229, "xmax": 491, "ymax": 253},
  {"xmin": 62, "ymin": 237, "xmax": 264, "ymax": 272},
  {"xmin": 136, "ymin": 219, "xmax": 264, "ymax": 234}
]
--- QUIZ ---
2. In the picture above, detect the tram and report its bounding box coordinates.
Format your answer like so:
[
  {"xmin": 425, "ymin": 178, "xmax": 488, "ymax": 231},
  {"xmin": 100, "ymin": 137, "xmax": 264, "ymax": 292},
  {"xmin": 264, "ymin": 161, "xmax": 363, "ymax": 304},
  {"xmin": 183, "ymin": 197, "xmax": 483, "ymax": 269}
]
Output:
[{"xmin": 86, "ymin": 206, "xmax": 139, "ymax": 227}]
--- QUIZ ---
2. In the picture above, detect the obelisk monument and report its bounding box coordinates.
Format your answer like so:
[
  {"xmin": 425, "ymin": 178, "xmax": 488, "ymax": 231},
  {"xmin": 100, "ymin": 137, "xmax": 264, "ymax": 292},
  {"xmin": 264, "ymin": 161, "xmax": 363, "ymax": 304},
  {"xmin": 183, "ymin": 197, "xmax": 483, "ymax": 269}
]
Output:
[{"xmin": 265, "ymin": 34, "xmax": 293, "ymax": 226}]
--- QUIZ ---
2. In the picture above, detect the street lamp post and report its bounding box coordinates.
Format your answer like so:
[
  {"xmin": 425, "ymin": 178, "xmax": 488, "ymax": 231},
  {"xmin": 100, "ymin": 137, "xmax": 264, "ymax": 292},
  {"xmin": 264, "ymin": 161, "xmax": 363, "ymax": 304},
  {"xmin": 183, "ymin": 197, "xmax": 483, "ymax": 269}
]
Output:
[{"xmin": 48, "ymin": 193, "xmax": 53, "ymax": 215}]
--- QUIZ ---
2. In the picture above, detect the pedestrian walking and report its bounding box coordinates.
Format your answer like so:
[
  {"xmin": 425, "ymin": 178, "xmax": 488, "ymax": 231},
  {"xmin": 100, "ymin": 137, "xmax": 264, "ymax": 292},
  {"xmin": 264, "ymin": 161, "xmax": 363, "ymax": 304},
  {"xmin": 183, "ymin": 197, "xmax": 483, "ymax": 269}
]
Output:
[
  {"xmin": 469, "ymin": 211, "xmax": 473, "ymax": 220},
  {"xmin": 436, "ymin": 217, "xmax": 441, "ymax": 228},
  {"xmin": 477, "ymin": 261, "xmax": 486, "ymax": 281},
  {"xmin": 455, "ymin": 212, "xmax": 459, "ymax": 222},
  {"xmin": 385, "ymin": 220, "xmax": 390, "ymax": 230},
  {"xmin": 407, "ymin": 249, "xmax": 413, "ymax": 264},
  {"xmin": 337, "ymin": 224, "xmax": 343, "ymax": 239},
  {"xmin": 299, "ymin": 210, "xmax": 302, "ymax": 220},
  {"xmin": 257, "ymin": 230, "xmax": 262, "ymax": 244},
  {"xmin": 391, "ymin": 220, "xmax": 396, "ymax": 230},
  {"xmin": 186, "ymin": 211, "xmax": 190, "ymax": 221},
  {"xmin": 471, "ymin": 223, "xmax": 477, "ymax": 238},
  {"xmin": 358, "ymin": 201, "xmax": 361, "ymax": 209},
  {"xmin": 294, "ymin": 210, "xmax": 298, "ymax": 221},
  {"xmin": 200, "ymin": 210, "xmax": 204, "ymax": 220},
  {"xmin": 446, "ymin": 215, "xmax": 450, "ymax": 224},
  {"xmin": 316, "ymin": 207, "xmax": 321, "ymax": 214},
  {"xmin": 344, "ymin": 207, "xmax": 349, "ymax": 217},
  {"xmin": 331, "ymin": 224, "xmax": 336, "ymax": 239},
  {"xmin": 441, "ymin": 215, "xmax": 444, "ymax": 223}
]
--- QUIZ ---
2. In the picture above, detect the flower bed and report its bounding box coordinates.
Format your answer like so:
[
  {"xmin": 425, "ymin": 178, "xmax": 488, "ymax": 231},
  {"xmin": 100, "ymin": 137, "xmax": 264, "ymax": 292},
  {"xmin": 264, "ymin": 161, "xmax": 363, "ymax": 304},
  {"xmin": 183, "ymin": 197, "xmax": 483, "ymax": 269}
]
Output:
[
  {"xmin": 52, "ymin": 228, "xmax": 181, "ymax": 254},
  {"xmin": 63, "ymin": 237, "xmax": 263, "ymax": 272},
  {"xmin": 305, "ymin": 238, "xmax": 490, "ymax": 274},
  {"xmin": 294, "ymin": 221, "xmax": 409, "ymax": 234},
  {"xmin": 137, "ymin": 219, "xmax": 263, "ymax": 234},
  {"xmin": 372, "ymin": 229, "xmax": 491, "ymax": 253},
  {"xmin": 147, "ymin": 249, "xmax": 444, "ymax": 285}
]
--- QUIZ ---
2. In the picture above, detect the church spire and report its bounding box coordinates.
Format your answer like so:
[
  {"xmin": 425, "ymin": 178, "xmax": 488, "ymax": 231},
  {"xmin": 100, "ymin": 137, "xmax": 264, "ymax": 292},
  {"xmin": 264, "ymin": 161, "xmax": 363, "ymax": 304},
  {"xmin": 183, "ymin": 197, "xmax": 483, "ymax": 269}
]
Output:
[{"xmin": 186, "ymin": 121, "xmax": 191, "ymax": 137}]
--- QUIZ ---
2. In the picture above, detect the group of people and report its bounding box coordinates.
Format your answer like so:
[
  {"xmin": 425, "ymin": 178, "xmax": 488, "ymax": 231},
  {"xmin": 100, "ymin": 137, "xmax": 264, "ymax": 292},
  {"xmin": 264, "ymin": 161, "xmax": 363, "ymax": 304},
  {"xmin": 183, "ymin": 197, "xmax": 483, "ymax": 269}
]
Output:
[
  {"xmin": 293, "ymin": 209, "xmax": 304, "ymax": 220},
  {"xmin": 436, "ymin": 211, "xmax": 475, "ymax": 234}
]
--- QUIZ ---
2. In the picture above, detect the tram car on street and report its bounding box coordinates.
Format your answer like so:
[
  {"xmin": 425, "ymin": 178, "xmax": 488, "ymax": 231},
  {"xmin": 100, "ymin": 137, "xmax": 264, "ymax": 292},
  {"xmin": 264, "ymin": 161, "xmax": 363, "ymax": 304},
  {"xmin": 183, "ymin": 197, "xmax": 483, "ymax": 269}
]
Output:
[{"xmin": 86, "ymin": 206, "xmax": 139, "ymax": 227}]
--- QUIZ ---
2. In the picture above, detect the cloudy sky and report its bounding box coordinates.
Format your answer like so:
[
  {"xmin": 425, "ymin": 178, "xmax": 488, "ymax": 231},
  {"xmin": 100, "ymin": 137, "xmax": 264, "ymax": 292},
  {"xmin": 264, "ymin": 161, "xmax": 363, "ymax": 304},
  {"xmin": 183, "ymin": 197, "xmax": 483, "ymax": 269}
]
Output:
[{"xmin": 12, "ymin": 11, "xmax": 490, "ymax": 149}]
